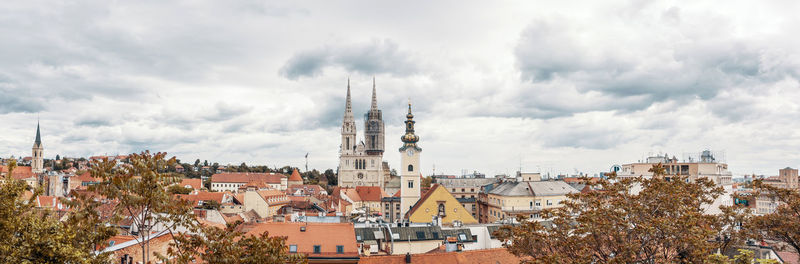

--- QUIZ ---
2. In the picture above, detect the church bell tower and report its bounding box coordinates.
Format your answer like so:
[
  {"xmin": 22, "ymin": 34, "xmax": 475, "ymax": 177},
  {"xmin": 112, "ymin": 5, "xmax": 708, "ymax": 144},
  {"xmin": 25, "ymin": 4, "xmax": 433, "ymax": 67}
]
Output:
[
  {"xmin": 399, "ymin": 101, "xmax": 421, "ymax": 218},
  {"xmin": 32, "ymin": 121, "xmax": 44, "ymax": 174}
]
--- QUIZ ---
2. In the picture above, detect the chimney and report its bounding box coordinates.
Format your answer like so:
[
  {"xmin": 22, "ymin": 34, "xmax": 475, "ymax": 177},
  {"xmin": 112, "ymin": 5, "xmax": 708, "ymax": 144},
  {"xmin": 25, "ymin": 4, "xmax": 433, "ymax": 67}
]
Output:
[{"xmin": 405, "ymin": 252, "xmax": 412, "ymax": 263}]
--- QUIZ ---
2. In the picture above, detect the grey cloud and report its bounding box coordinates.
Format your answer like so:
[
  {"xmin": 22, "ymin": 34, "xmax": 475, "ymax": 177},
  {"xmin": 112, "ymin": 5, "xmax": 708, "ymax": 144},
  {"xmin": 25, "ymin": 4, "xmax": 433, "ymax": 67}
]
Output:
[
  {"xmin": 0, "ymin": 73, "xmax": 44, "ymax": 114},
  {"xmin": 204, "ymin": 102, "xmax": 254, "ymax": 122},
  {"xmin": 280, "ymin": 39, "xmax": 419, "ymax": 79},
  {"xmin": 512, "ymin": 13, "xmax": 800, "ymax": 120}
]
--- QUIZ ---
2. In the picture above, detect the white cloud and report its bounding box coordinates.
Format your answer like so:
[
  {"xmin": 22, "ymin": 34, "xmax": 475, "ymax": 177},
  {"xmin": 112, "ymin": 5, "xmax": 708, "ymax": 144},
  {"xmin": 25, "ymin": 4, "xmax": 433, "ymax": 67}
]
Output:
[{"xmin": 1, "ymin": 0, "xmax": 799, "ymax": 176}]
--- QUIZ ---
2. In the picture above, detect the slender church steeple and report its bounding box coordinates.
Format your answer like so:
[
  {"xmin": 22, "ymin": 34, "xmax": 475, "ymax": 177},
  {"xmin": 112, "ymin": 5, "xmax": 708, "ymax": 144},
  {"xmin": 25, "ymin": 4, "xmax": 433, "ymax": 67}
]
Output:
[
  {"xmin": 370, "ymin": 76, "xmax": 378, "ymax": 110},
  {"xmin": 341, "ymin": 79, "xmax": 357, "ymax": 155},
  {"xmin": 32, "ymin": 121, "xmax": 44, "ymax": 174}
]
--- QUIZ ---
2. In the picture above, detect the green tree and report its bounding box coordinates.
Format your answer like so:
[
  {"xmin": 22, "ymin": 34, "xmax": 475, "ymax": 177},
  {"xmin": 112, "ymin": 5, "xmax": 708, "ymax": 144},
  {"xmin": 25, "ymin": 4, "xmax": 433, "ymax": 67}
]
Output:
[
  {"xmin": 421, "ymin": 176, "xmax": 433, "ymax": 188},
  {"xmin": 90, "ymin": 151, "xmax": 197, "ymax": 264},
  {"xmin": 496, "ymin": 168, "xmax": 725, "ymax": 263},
  {"xmin": 324, "ymin": 169, "xmax": 337, "ymax": 186},
  {"xmin": 163, "ymin": 223, "xmax": 307, "ymax": 264},
  {"xmin": 0, "ymin": 160, "xmax": 113, "ymax": 263}
]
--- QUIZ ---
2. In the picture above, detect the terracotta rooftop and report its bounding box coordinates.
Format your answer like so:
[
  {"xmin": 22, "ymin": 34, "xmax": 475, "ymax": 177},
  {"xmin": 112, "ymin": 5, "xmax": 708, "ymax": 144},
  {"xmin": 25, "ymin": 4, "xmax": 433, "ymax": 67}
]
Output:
[
  {"xmin": 289, "ymin": 169, "xmax": 303, "ymax": 182},
  {"xmin": 355, "ymin": 186, "xmax": 386, "ymax": 202},
  {"xmin": 36, "ymin": 195, "xmax": 69, "ymax": 210},
  {"xmin": 0, "ymin": 165, "xmax": 35, "ymax": 180},
  {"xmin": 175, "ymin": 191, "xmax": 230, "ymax": 206},
  {"xmin": 238, "ymin": 222, "xmax": 359, "ymax": 259},
  {"xmin": 211, "ymin": 172, "xmax": 286, "ymax": 184},
  {"xmin": 359, "ymin": 248, "xmax": 521, "ymax": 264},
  {"xmin": 73, "ymin": 171, "xmax": 99, "ymax": 183},
  {"xmin": 178, "ymin": 178, "xmax": 202, "ymax": 190}
]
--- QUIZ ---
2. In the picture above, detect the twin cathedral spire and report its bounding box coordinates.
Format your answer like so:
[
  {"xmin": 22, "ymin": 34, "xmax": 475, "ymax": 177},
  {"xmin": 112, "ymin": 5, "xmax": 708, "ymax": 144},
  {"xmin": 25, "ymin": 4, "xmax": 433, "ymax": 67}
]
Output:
[
  {"xmin": 338, "ymin": 78, "xmax": 386, "ymax": 188},
  {"xmin": 341, "ymin": 77, "xmax": 384, "ymax": 156}
]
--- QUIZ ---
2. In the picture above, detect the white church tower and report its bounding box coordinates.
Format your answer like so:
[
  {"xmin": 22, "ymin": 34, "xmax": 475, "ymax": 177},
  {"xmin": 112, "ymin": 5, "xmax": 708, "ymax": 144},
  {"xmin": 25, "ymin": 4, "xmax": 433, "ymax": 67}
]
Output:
[
  {"xmin": 32, "ymin": 121, "xmax": 44, "ymax": 174},
  {"xmin": 399, "ymin": 101, "xmax": 421, "ymax": 218}
]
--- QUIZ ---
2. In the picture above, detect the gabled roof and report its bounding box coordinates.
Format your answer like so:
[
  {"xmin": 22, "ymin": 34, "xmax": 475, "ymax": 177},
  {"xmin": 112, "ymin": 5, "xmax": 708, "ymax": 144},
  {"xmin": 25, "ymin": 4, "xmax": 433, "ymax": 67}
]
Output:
[
  {"xmin": 405, "ymin": 184, "xmax": 478, "ymax": 224},
  {"xmin": 405, "ymin": 184, "xmax": 440, "ymax": 218},
  {"xmin": 211, "ymin": 172, "xmax": 286, "ymax": 184}
]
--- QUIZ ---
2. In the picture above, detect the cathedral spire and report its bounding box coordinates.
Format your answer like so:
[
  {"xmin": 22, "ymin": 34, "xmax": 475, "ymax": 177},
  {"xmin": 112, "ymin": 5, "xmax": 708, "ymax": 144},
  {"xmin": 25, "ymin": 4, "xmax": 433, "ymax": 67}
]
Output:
[
  {"xmin": 34, "ymin": 121, "xmax": 41, "ymax": 147},
  {"xmin": 344, "ymin": 78, "xmax": 353, "ymax": 117},
  {"xmin": 370, "ymin": 76, "xmax": 378, "ymax": 110}
]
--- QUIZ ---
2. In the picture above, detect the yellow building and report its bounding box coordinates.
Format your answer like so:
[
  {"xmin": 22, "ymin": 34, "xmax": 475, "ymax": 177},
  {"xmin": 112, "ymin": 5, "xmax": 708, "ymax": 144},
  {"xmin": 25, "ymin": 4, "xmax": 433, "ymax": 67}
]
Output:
[{"xmin": 406, "ymin": 184, "xmax": 477, "ymax": 225}]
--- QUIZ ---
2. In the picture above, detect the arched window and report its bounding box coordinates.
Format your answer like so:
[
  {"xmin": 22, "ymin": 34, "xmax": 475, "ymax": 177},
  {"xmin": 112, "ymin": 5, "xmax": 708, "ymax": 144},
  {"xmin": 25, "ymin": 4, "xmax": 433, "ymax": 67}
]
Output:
[{"xmin": 408, "ymin": 164, "xmax": 413, "ymax": 172}]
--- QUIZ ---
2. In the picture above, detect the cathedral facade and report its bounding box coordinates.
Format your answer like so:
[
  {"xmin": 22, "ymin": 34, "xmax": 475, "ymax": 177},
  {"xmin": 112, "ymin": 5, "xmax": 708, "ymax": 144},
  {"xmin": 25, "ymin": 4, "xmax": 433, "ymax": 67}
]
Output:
[{"xmin": 338, "ymin": 78, "xmax": 385, "ymax": 188}]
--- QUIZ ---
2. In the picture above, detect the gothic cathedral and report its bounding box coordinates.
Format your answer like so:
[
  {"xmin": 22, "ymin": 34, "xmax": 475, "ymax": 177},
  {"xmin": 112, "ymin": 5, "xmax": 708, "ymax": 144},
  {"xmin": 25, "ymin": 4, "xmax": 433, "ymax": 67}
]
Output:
[{"xmin": 338, "ymin": 78, "xmax": 385, "ymax": 188}]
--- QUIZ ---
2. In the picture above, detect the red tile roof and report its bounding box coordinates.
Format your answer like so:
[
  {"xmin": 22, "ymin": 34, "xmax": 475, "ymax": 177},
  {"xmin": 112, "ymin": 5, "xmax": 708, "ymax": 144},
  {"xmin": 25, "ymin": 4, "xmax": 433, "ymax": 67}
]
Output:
[
  {"xmin": 36, "ymin": 195, "xmax": 69, "ymax": 210},
  {"xmin": 211, "ymin": 172, "xmax": 286, "ymax": 184},
  {"xmin": 355, "ymin": 186, "xmax": 385, "ymax": 202},
  {"xmin": 74, "ymin": 171, "xmax": 99, "ymax": 183},
  {"xmin": 179, "ymin": 178, "xmax": 202, "ymax": 190},
  {"xmin": 238, "ymin": 222, "xmax": 359, "ymax": 259},
  {"xmin": 1, "ymin": 165, "xmax": 36, "ymax": 180},
  {"xmin": 777, "ymin": 251, "xmax": 799, "ymax": 264},
  {"xmin": 359, "ymin": 248, "xmax": 521, "ymax": 264},
  {"xmin": 289, "ymin": 169, "xmax": 303, "ymax": 182},
  {"xmin": 175, "ymin": 191, "xmax": 230, "ymax": 206}
]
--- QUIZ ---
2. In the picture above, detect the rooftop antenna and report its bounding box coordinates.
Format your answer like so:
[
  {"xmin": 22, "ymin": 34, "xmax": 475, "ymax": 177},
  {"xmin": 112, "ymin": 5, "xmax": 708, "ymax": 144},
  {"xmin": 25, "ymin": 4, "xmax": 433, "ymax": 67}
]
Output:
[{"xmin": 304, "ymin": 153, "xmax": 309, "ymax": 172}]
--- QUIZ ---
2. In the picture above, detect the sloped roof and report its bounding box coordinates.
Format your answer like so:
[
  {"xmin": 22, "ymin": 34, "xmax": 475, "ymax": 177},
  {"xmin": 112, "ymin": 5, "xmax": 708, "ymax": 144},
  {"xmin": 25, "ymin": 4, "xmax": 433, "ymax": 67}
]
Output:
[
  {"xmin": 359, "ymin": 248, "xmax": 521, "ymax": 264},
  {"xmin": 210, "ymin": 172, "xmax": 286, "ymax": 184},
  {"xmin": 73, "ymin": 171, "xmax": 99, "ymax": 183},
  {"xmin": 355, "ymin": 186, "xmax": 385, "ymax": 202},
  {"xmin": 1, "ymin": 165, "xmax": 35, "ymax": 180},
  {"xmin": 178, "ymin": 178, "xmax": 202, "ymax": 190},
  {"xmin": 289, "ymin": 169, "xmax": 303, "ymax": 182},
  {"xmin": 238, "ymin": 222, "xmax": 359, "ymax": 259},
  {"xmin": 489, "ymin": 181, "xmax": 576, "ymax": 197}
]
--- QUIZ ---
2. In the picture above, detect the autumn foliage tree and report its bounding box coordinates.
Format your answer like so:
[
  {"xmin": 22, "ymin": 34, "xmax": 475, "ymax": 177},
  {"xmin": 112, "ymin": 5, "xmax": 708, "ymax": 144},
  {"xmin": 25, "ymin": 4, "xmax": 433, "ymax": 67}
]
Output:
[
  {"xmin": 0, "ymin": 160, "xmax": 113, "ymax": 263},
  {"xmin": 747, "ymin": 179, "xmax": 800, "ymax": 253},
  {"xmin": 496, "ymin": 165, "xmax": 727, "ymax": 263}
]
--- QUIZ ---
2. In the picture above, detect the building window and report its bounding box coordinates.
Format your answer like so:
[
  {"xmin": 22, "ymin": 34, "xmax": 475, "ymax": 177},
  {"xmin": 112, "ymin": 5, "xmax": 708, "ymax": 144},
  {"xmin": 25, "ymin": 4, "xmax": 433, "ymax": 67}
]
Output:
[
  {"xmin": 416, "ymin": 231, "xmax": 426, "ymax": 239},
  {"xmin": 408, "ymin": 164, "xmax": 413, "ymax": 172},
  {"xmin": 438, "ymin": 204, "xmax": 445, "ymax": 215},
  {"xmin": 408, "ymin": 181, "xmax": 414, "ymax": 188},
  {"xmin": 313, "ymin": 245, "xmax": 321, "ymax": 254},
  {"xmin": 289, "ymin": 245, "xmax": 297, "ymax": 253},
  {"xmin": 336, "ymin": 245, "xmax": 344, "ymax": 254},
  {"xmin": 432, "ymin": 232, "xmax": 439, "ymax": 239}
]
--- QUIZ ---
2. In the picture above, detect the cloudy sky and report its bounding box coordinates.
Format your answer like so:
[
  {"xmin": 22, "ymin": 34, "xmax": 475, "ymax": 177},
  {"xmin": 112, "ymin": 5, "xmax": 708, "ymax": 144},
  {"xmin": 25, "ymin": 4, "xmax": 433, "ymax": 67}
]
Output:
[{"xmin": 1, "ymin": 0, "xmax": 799, "ymax": 176}]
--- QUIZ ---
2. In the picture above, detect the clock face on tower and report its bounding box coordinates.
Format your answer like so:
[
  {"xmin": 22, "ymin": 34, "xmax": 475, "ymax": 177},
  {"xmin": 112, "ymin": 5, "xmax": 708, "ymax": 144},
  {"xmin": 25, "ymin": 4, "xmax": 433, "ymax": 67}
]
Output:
[{"xmin": 407, "ymin": 149, "xmax": 414, "ymax": 156}]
